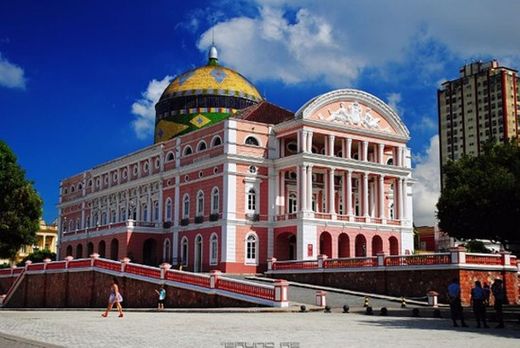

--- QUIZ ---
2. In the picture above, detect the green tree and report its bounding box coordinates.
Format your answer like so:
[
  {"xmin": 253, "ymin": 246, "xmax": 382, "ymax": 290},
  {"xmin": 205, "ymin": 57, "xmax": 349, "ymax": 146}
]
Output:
[
  {"xmin": 464, "ymin": 240, "xmax": 492, "ymax": 253},
  {"xmin": 436, "ymin": 139, "xmax": 520, "ymax": 245},
  {"xmin": 18, "ymin": 249, "xmax": 56, "ymax": 266},
  {"xmin": 0, "ymin": 140, "xmax": 42, "ymax": 260}
]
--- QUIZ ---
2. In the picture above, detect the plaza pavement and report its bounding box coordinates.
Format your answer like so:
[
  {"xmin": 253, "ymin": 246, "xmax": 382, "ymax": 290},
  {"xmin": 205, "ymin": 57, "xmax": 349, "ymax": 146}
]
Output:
[{"xmin": 0, "ymin": 310, "xmax": 518, "ymax": 348}]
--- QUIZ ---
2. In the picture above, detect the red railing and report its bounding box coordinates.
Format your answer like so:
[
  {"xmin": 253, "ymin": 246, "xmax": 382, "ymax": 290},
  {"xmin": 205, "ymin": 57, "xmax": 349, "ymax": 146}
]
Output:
[
  {"xmin": 12, "ymin": 268, "xmax": 23, "ymax": 275},
  {"xmin": 385, "ymin": 254, "xmax": 451, "ymax": 266},
  {"xmin": 387, "ymin": 219, "xmax": 400, "ymax": 225},
  {"xmin": 94, "ymin": 259, "xmax": 121, "ymax": 272},
  {"xmin": 125, "ymin": 264, "xmax": 161, "ymax": 279},
  {"xmin": 354, "ymin": 216, "xmax": 366, "ymax": 223},
  {"xmin": 46, "ymin": 261, "xmax": 66, "ymax": 270},
  {"xmin": 324, "ymin": 257, "xmax": 377, "ymax": 268},
  {"xmin": 272, "ymin": 260, "xmax": 318, "ymax": 270},
  {"xmin": 336, "ymin": 214, "xmax": 350, "ymax": 221},
  {"xmin": 315, "ymin": 213, "xmax": 332, "ymax": 220},
  {"xmin": 466, "ymin": 254, "xmax": 502, "ymax": 265},
  {"xmin": 216, "ymin": 278, "xmax": 274, "ymax": 300},
  {"xmin": 0, "ymin": 268, "xmax": 13, "ymax": 276},
  {"xmin": 511, "ymin": 257, "xmax": 518, "ymax": 266},
  {"xmin": 165, "ymin": 270, "xmax": 211, "ymax": 288},
  {"xmin": 2, "ymin": 269, "xmax": 25, "ymax": 304},
  {"xmin": 27, "ymin": 263, "xmax": 45, "ymax": 271},
  {"xmin": 67, "ymin": 259, "xmax": 92, "ymax": 269}
]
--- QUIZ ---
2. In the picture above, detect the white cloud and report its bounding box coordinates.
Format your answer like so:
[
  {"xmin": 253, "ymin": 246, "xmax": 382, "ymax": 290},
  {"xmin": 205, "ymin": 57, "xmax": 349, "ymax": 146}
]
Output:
[
  {"xmin": 412, "ymin": 116, "xmax": 437, "ymax": 132},
  {"xmin": 386, "ymin": 93, "xmax": 402, "ymax": 115},
  {"xmin": 131, "ymin": 76, "xmax": 172, "ymax": 140},
  {"xmin": 0, "ymin": 53, "xmax": 26, "ymax": 89},
  {"xmin": 412, "ymin": 135, "xmax": 440, "ymax": 226},
  {"xmin": 197, "ymin": 0, "xmax": 520, "ymax": 87}
]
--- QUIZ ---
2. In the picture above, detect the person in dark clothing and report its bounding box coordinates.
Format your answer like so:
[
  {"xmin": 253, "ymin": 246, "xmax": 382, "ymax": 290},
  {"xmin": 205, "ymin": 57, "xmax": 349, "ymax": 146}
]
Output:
[
  {"xmin": 471, "ymin": 280, "xmax": 489, "ymax": 328},
  {"xmin": 491, "ymin": 279, "xmax": 505, "ymax": 328},
  {"xmin": 447, "ymin": 278, "xmax": 467, "ymax": 327}
]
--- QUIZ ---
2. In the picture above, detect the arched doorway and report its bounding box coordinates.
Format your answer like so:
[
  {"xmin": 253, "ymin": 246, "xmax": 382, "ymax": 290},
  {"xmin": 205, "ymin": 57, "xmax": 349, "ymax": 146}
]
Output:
[
  {"xmin": 371, "ymin": 235, "xmax": 383, "ymax": 256},
  {"xmin": 319, "ymin": 232, "xmax": 332, "ymax": 257},
  {"xmin": 98, "ymin": 240, "xmax": 106, "ymax": 258},
  {"xmin": 110, "ymin": 238, "xmax": 119, "ymax": 261},
  {"xmin": 143, "ymin": 238, "xmax": 158, "ymax": 266},
  {"xmin": 355, "ymin": 234, "xmax": 367, "ymax": 257},
  {"xmin": 194, "ymin": 235, "xmax": 203, "ymax": 273},
  {"xmin": 389, "ymin": 236, "xmax": 399, "ymax": 255},
  {"xmin": 338, "ymin": 233, "xmax": 350, "ymax": 258},
  {"xmin": 66, "ymin": 245, "xmax": 73, "ymax": 257},
  {"xmin": 76, "ymin": 244, "xmax": 83, "ymax": 258},
  {"xmin": 275, "ymin": 232, "xmax": 296, "ymax": 260},
  {"xmin": 87, "ymin": 242, "xmax": 94, "ymax": 257}
]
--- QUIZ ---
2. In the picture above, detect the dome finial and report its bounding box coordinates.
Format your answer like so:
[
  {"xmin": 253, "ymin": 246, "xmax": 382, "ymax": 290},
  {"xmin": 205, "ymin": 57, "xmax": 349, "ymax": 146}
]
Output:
[{"xmin": 208, "ymin": 29, "xmax": 218, "ymax": 66}]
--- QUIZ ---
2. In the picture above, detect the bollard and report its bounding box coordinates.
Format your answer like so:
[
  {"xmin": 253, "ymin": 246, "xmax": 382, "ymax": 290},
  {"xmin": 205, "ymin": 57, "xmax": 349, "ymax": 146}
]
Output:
[
  {"xmin": 363, "ymin": 296, "xmax": 369, "ymax": 307},
  {"xmin": 401, "ymin": 297, "xmax": 407, "ymax": 308},
  {"xmin": 209, "ymin": 270, "xmax": 221, "ymax": 288},
  {"xmin": 324, "ymin": 305, "xmax": 331, "ymax": 313},
  {"xmin": 343, "ymin": 304, "xmax": 350, "ymax": 313},
  {"xmin": 315, "ymin": 291, "xmax": 327, "ymax": 307},
  {"xmin": 427, "ymin": 291, "xmax": 439, "ymax": 308},
  {"xmin": 300, "ymin": 305, "xmax": 307, "ymax": 312}
]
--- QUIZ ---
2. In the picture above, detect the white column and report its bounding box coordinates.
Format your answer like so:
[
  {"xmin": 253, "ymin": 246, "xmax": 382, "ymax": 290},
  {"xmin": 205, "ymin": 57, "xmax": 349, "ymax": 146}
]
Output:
[
  {"xmin": 275, "ymin": 170, "xmax": 280, "ymax": 215},
  {"xmin": 81, "ymin": 202, "xmax": 85, "ymax": 229},
  {"xmin": 158, "ymin": 182, "xmax": 163, "ymax": 223},
  {"xmin": 280, "ymin": 171, "xmax": 285, "ymax": 214},
  {"xmin": 307, "ymin": 131, "xmax": 313, "ymax": 153},
  {"xmin": 346, "ymin": 170, "xmax": 352, "ymax": 217},
  {"xmin": 296, "ymin": 166, "xmax": 300, "ymax": 213},
  {"xmin": 341, "ymin": 139, "xmax": 346, "ymax": 158},
  {"xmin": 328, "ymin": 135, "xmax": 335, "ymax": 157},
  {"xmin": 328, "ymin": 168, "xmax": 335, "ymax": 214},
  {"xmin": 397, "ymin": 178, "xmax": 403, "ymax": 220},
  {"xmin": 307, "ymin": 165, "xmax": 313, "ymax": 211},
  {"xmin": 300, "ymin": 165, "xmax": 307, "ymax": 212},
  {"xmin": 379, "ymin": 175, "xmax": 385, "ymax": 220},
  {"xmin": 301, "ymin": 130, "xmax": 307, "ymax": 154},
  {"xmin": 346, "ymin": 138, "xmax": 352, "ymax": 159},
  {"xmin": 147, "ymin": 186, "xmax": 152, "ymax": 222},
  {"xmin": 401, "ymin": 178, "xmax": 407, "ymax": 220},
  {"xmin": 363, "ymin": 172, "xmax": 369, "ymax": 217},
  {"xmin": 362, "ymin": 141, "xmax": 368, "ymax": 161},
  {"xmin": 378, "ymin": 144, "xmax": 385, "ymax": 164},
  {"xmin": 280, "ymin": 138, "xmax": 285, "ymax": 157},
  {"xmin": 396, "ymin": 147, "xmax": 402, "ymax": 167}
]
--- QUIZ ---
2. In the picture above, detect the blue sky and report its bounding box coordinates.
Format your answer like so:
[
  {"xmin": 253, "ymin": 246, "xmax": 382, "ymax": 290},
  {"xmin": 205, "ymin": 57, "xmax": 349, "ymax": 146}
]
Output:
[{"xmin": 1, "ymin": 0, "xmax": 519, "ymax": 225}]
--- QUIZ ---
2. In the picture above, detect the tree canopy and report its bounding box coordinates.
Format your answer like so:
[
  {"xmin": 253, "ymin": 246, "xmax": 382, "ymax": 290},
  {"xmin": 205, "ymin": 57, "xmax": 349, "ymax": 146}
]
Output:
[
  {"xmin": 436, "ymin": 139, "xmax": 520, "ymax": 245},
  {"xmin": 0, "ymin": 140, "xmax": 42, "ymax": 260}
]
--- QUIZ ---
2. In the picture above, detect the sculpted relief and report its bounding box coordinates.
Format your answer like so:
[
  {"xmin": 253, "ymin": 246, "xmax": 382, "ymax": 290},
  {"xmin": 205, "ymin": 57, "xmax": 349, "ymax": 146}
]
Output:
[{"xmin": 318, "ymin": 101, "xmax": 394, "ymax": 134}]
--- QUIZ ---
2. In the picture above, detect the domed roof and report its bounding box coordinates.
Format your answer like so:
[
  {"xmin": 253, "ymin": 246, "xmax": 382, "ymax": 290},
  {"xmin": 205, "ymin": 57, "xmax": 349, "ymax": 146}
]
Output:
[
  {"xmin": 154, "ymin": 46, "xmax": 263, "ymax": 143},
  {"xmin": 160, "ymin": 65, "xmax": 262, "ymax": 103}
]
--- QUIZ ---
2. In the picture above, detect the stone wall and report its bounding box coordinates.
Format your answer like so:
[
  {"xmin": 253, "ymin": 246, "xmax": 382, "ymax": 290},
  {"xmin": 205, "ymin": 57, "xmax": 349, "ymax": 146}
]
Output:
[
  {"xmin": 270, "ymin": 268, "xmax": 519, "ymax": 305},
  {"xmin": 4, "ymin": 271, "xmax": 255, "ymax": 308}
]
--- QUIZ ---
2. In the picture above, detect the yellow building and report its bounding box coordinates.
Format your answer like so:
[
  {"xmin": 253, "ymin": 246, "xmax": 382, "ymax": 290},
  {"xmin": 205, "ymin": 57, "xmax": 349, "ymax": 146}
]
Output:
[{"xmin": 0, "ymin": 219, "xmax": 58, "ymax": 265}]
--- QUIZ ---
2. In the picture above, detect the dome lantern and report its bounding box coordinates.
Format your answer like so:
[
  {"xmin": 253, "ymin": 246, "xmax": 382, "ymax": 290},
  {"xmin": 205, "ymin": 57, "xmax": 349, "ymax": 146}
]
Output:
[{"xmin": 208, "ymin": 45, "xmax": 218, "ymax": 66}]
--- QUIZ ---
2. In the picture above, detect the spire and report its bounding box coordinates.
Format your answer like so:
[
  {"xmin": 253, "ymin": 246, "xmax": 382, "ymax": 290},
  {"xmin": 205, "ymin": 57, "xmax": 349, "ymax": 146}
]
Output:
[{"xmin": 208, "ymin": 29, "xmax": 219, "ymax": 66}]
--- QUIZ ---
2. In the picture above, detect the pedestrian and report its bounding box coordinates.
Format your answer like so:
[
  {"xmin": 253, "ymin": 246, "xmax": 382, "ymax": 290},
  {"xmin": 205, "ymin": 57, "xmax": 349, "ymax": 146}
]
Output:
[
  {"xmin": 155, "ymin": 285, "xmax": 166, "ymax": 311},
  {"xmin": 447, "ymin": 278, "xmax": 467, "ymax": 327},
  {"xmin": 483, "ymin": 282, "xmax": 491, "ymax": 306},
  {"xmin": 491, "ymin": 278, "xmax": 505, "ymax": 328},
  {"xmin": 101, "ymin": 277, "xmax": 124, "ymax": 318},
  {"xmin": 470, "ymin": 280, "xmax": 489, "ymax": 328}
]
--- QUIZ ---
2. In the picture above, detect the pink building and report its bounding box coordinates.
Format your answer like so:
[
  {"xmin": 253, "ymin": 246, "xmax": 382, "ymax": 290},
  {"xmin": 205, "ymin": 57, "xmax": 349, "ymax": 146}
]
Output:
[{"xmin": 58, "ymin": 47, "xmax": 414, "ymax": 273}]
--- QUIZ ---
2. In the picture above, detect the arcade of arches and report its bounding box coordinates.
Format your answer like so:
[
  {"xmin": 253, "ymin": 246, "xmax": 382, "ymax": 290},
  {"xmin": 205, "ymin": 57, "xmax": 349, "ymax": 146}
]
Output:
[{"xmin": 274, "ymin": 231, "xmax": 399, "ymax": 260}]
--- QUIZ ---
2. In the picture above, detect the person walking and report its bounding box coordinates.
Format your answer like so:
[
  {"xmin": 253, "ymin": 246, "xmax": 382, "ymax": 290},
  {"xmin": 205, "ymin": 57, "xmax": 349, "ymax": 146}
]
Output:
[
  {"xmin": 447, "ymin": 278, "xmax": 467, "ymax": 327},
  {"xmin": 491, "ymin": 279, "xmax": 505, "ymax": 328},
  {"xmin": 102, "ymin": 277, "xmax": 124, "ymax": 318},
  {"xmin": 155, "ymin": 285, "xmax": 166, "ymax": 311},
  {"xmin": 471, "ymin": 280, "xmax": 488, "ymax": 328},
  {"xmin": 482, "ymin": 282, "xmax": 491, "ymax": 306}
]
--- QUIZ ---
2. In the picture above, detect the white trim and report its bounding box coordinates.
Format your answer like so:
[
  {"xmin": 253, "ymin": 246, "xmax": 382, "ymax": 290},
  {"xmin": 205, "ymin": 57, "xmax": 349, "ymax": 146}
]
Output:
[
  {"xmin": 196, "ymin": 140, "xmax": 207, "ymax": 152},
  {"xmin": 180, "ymin": 236, "xmax": 189, "ymax": 266},
  {"xmin": 244, "ymin": 134, "xmax": 261, "ymax": 147},
  {"xmin": 194, "ymin": 234, "xmax": 203, "ymax": 272},
  {"xmin": 209, "ymin": 233, "xmax": 218, "ymax": 266},
  {"xmin": 196, "ymin": 190, "xmax": 204, "ymax": 217},
  {"xmin": 165, "ymin": 151, "xmax": 175, "ymax": 162},
  {"xmin": 210, "ymin": 135, "xmax": 223, "ymax": 147},
  {"xmin": 183, "ymin": 145, "xmax": 193, "ymax": 156},
  {"xmin": 211, "ymin": 186, "xmax": 220, "ymax": 214}
]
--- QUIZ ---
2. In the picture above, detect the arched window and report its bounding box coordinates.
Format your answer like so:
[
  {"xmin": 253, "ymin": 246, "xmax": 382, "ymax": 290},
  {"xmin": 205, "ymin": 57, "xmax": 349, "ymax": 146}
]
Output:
[
  {"xmin": 142, "ymin": 203, "xmax": 148, "ymax": 221},
  {"xmin": 166, "ymin": 152, "xmax": 174, "ymax": 162},
  {"xmin": 210, "ymin": 234, "xmax": 218, "ymax": 265},
  {"xmin": 165, "ymin": 198, "xmax": 172, "ymax": 221},
  {"xmin": 101, "ymin": 212, "xmax": 107, "ymax": 225},
  {"xmin": 120, "ymin": 207, "xmax": 126, "ymax": 222},
  {"xmin": 68, "ymin": 220, "xmax": 74, "ymax": 231},
  {"xmin": 245, "ymin": 136, "xmax": 260, "ymax": 146},
  {"xmin": 211, "ymin": 136, "xmax": 222, "ymax": 147},
  {"xmin": 387, "ymin": 158, "xmax": 393, "ymax": 165},
  {"xmin": 288, "ymin": 193, "xmax": 297, "ymax": 213},
  {"xmin": 153, "ymin": 200, "xmax": 159, "ymax": 221},
  {"xmin": 196, "ymin": 190, "xmax": 204, "ymax": 216},
  {"xmin": 183, "ymin": 194, "xmax": 190, "ymax": 218},
  {"xmin": 85, "ymin": 216, "xmax": 90, "ymax": 228},
  {"xmin": 245, "ymin": 233, "xmax": 258, "ymax": 265},
  {"xmin": 163, "ymin": 239, "xmax": 171, "ymax": 263},
  {"xmin": 66, "ymin": 245, "xmax": 73, "ymax": 257},
  {"xmin": 247, "ymin": 188, "xmax": 256, "ymax": 212},
  {"xmin": 76, "ymin": 244, "xmax": 83, "ymax": 258},
  {"xmin": 211, "ymin": 187, "xmax": 219, "ymax": 213},
  {"xmin": 181, "ymin": 237, "xmax": 188, "ymax": 266},
  {"xmin": 76, "ymin": 219, "xmax": 80, "ymax": 230},
  {"xmin": 197, "ymin": 141, "xmax": 207, "ymax": 152},
  {"xmin": 183, "ymin": 146, "xmax": 193, "ymax": 156},
  {"xmin": 111, "ymin": 210, "xmax": 116, "ymax": 223}
]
